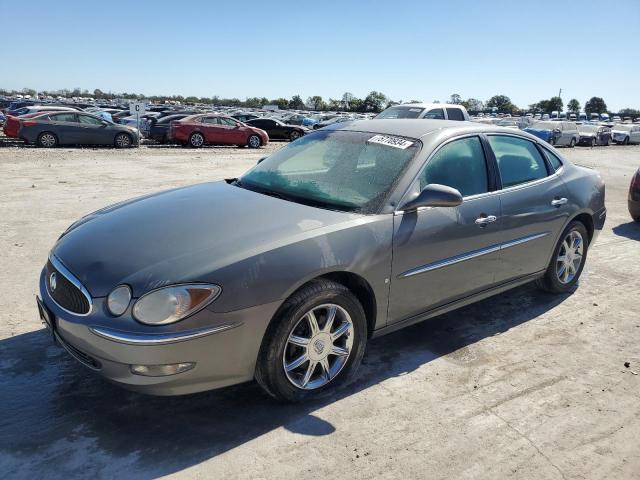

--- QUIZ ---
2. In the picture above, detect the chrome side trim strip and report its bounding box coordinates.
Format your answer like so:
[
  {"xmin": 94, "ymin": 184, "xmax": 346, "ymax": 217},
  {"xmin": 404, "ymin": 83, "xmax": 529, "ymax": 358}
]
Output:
[
  {"xmin": 89, "ymin": 323, "xmax": 241, "ymax": 345},
  {"xmin": 500, "ymin": 231, "xmax": 550, "ymax": 250},
  {"xmin": 399, "ymin": 231, "xmax": 551, "ymax": 278},
  {"xmin": 49, "ymin": 254, "xmax": 93, "ymax": 316},
  {"xmin": 400, "ymin": 245, "xmax": 501, "ymax": 278}
]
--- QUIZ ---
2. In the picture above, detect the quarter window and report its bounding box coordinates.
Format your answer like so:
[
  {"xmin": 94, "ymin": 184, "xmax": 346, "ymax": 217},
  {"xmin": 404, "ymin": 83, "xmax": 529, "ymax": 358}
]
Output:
[
  {"xmin": 488, "ymin": 135, "xmax": 549, "ymax": 188},
  {"xmin": 542, "ymin": 148, "xmax": 563, "ymax": 171},
  {"xmin": 418, "ymin": 136, "xmax": 488, "ymax": 197}
]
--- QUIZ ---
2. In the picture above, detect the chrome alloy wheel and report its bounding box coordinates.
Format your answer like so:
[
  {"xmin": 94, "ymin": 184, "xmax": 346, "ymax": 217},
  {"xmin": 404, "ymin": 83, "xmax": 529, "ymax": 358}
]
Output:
[
  {"xmin": 190, "ymin": 133, "xmax": 204, "ymax": 147},
  {"xmin": 40, "ymin": 133, "xmax": 56, "ymax": 147},
  {"xmin": 556, "ymin": 230, "xmax": 584, "ymax": 284},
  {"xmin": 283, "ymin": 304, "xmax": 354, "ymax": 390},
  {"xmin": 248, "ymin": 135, "xmax": 260, "ymax": 148}
]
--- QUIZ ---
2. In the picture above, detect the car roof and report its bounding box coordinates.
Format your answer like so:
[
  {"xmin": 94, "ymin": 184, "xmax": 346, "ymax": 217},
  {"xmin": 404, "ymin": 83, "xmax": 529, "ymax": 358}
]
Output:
[{"xmin": 388, "ymin": 102, "xmax": 465, "ymax": 110}]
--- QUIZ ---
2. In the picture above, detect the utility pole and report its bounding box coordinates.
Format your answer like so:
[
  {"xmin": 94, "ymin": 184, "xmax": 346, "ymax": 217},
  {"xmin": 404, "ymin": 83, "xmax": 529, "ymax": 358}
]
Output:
[{"xmin": 558, "ymin": 88, "xmax": 562, "ymax": 99}]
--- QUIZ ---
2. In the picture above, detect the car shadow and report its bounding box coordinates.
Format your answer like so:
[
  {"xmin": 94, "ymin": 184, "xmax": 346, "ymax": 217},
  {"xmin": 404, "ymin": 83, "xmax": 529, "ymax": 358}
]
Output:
[
  {"xmin": 612, "ymin": 221, "xmax": 640, "ymax": 241},
  {"xmin": 0, "ymin": 283, "xmax": 569, "ymax": 478}
]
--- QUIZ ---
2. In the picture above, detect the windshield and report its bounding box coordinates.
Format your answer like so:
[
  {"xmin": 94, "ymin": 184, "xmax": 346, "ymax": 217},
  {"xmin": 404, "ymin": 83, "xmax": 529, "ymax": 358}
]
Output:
[
  {"xmin": 238, "ymin": 130, "xmax": 421, "ymax": 213},
  {"xmin": 579, "ymin": 125, "xmax": 597, "ymax": 133},
  {"xmin": 376, "ymin": 106, "xmax": 424, "ymax": 119}
]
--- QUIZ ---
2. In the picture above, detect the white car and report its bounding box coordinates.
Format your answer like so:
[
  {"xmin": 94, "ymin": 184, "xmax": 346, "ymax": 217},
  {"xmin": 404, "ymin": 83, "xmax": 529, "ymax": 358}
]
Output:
[
  {"xmin": 611, "ymin": 124, "xmax": 640, "ymax": 145},
  {"xmin": 376, "ymin": 102, "xmax": 470, "ymax": 121}
]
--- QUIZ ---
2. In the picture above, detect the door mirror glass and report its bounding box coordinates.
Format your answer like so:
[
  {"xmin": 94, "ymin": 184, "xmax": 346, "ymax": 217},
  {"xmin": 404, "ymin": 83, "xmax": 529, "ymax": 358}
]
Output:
[{"xmin": 399, "ymin": 184, "xmax": 463, "ymax": 211}]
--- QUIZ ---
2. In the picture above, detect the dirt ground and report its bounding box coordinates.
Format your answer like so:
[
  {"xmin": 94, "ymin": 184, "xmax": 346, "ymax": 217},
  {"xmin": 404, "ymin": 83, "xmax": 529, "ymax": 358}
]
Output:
[{"xmin": 0, "ymin": 141, "xmax": 639, "ymax": 479}]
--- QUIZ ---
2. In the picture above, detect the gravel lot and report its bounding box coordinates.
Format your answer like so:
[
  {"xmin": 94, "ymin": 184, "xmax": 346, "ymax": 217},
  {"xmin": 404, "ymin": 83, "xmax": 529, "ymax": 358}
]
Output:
[{"xmin": 1, "ymin": 142, "xmax": 639, "ymax": 479}]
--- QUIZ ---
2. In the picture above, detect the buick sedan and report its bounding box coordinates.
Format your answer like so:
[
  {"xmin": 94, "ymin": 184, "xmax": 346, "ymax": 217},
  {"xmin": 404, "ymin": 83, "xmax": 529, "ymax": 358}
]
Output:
[{"xmin": 37, "ymin": 120, "xmax": 606, "ymax": 402}]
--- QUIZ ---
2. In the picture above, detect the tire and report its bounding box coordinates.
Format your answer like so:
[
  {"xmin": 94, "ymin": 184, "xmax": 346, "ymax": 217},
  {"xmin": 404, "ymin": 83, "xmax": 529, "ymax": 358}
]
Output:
[
  {"xmin": 623, "ymin": 137, "xmax": 630, "ymax": 145},
  {"xmin": 247, "ymin": 134, "xmax": 261, "ymax": 148},
  {"xmin": 549, "ymin": 137, "xmax": 555, "ymax": 146},
  {"xmin": 189, "ymin": 132, "xmax": 204, "ymax": 148},
  {"xmin": 536, "ymin": 220, "xmax": 589, "ymax": 293},
  {"xmin": 114, "ymin": 132, "xmax": 133, "ymax": 148},
  {"xmin": 606, "ymin": 137, "xmax": 611, "ymax": 146},
  {"xmin": 569, "ymin": 138, "xmax": 576, "ymax": 148},
  {"xmin": 255, "ymin": 279, "xmax": 367, "ymax": 402},
  {"xmin": 591, "ymin": 138, "xmax": 597, "ymax": 148},
  {"xmin": 289, "ymin": 130, "xmax": 301, "ymax": 141},
  {"xmin": 37, "ymin": 132, "xmax": 58, "ymax": 148}
]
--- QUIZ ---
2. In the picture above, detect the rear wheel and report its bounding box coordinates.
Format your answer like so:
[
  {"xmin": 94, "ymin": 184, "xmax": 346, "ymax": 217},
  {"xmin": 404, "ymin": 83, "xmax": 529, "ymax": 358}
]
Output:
[
  {"xmin": 255, "ymin": 279, "xmax": 367, "ymax": 402},
  {"xmin": 114, "ymin": 133, "xmax": 133, "ymax": 148},
  {"xmin": 606, "ymin": 137, "xmax": 611, "ymax": 146},
  {"xmin": 189, "ymin": 132, "xmax": 205, "ymax": 148},
  {"xmin": 37, "ymin": 132, "xmax": 58, "ymax": 148},
  {"xmin": 247, "ymin": 134, "xmax": 261, "ymax": 148},
  {"xmin": 569, "ymin": 138, "xmax": 576, "ymax": 148},
  {"xmin": 623, "ymin": 137, "xmax": 630, "ymax": 145},
  {"xmin": 549, "ymin": 136, "xmax": 555, "ymax": 146},
  {"xmin": 536, "ymin": 221, "xmax": 589, "ymax": 293}
]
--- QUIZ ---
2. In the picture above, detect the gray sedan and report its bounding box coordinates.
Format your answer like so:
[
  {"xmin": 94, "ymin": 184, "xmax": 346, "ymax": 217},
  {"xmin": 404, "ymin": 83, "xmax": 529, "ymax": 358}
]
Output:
[{"xmin": 37, "ymin": 120, "xmax": 606, "ymax": 401}]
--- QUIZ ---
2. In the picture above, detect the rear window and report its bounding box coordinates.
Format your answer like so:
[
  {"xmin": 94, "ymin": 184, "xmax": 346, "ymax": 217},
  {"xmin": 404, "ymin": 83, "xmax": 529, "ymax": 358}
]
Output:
[
  {"xmin": 423, "ymin": 108, "xmax": 445, "ymax": 120},
  {"xmin": 376, "ymin": 106, "xmax": 424, "ymax": 119}
]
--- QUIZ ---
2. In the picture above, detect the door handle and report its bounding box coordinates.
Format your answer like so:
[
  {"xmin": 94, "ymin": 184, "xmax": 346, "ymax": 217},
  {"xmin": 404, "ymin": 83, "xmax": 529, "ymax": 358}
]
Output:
[
  {"xmin": 551, "ymin": 197, "xmax": 568, "ymax": 207},
  {"xmin": 475, "ymin": 215, "xmax": 497, "ymax": 226}
]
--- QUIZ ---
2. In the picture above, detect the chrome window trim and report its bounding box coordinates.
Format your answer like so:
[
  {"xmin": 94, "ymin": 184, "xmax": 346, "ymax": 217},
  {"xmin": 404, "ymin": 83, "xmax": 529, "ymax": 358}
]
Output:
[
  {"xmin": 48, "ymin": 254, "xmax": 93, "ymax": 317},
  {"xmin": 89, "ymin": 323, "xmax": 240, "ymax": 345},
  {"xmin": 399, "ymin": 231, "xmax": 550, "ymax": 278}
]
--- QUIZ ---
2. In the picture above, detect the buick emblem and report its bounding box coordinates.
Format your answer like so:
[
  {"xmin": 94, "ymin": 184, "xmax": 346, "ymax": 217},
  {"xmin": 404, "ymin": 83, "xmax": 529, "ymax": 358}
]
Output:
[
  {"xmin": 49, "ymin": 272, "xmax": 57, "ymax": 292},
  {"xmin": 313, "ymin": 339, "xmax": 325, "ymax": 355}
]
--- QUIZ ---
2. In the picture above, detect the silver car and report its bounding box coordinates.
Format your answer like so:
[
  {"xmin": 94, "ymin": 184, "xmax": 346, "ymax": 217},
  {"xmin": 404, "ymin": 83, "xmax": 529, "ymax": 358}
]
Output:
[
  {"xmin": 611, "ymin": 124, "xmax": 640, "ymax": 145},
  {"xmin": 37, "ymin": 120, "xmax": 606, "ymax": 402}
]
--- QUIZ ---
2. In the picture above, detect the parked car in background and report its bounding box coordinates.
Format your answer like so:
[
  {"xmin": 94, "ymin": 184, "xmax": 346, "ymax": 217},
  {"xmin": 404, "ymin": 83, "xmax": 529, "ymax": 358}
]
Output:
[
  {"xmin": 245, "ymin": 118, "xmax": 307, "ymax": 141},
  {"xmin": 232, "ymin": 113, "xmax": 260, "ymax": 123},
  {"xmin": 9, "ymin": 105, "xmax": 78, "ymax": 117},
  {"xmin": 629, "ymin": 167, "xmax": 640, "ymax": 222},
  {"xmin": 37, "ymin": 119, "xmax": 606, "ymax": 401},
  {"xmin": 18, "ymin": 112, "xmax": 139, "ymax": 148},
  {"xmin": 284, "ymin": 114, "xmax": 319, "ymax": 127},
  {"xmin": 3, "ymin": 112, "xmax": 49, "ymax": 138},
  {"xmin": 169, "ymin": 114, "xmax": 268, "ymax": 148},
  {"xmin": 376, "ymin": 103, "xmax": 470, "ymax": 121},
  {"xmin": 525, "ymin": 121, "xmax": 579, "ymax": 146},
  {"xmin": 0, "ymin": 112, "xmax": 5, "ymax": 126},
  {"xmin": 313, "ymin": 116, "xmax": 355, "ymax": 130},
  {"xmin": 147, "ymin": 114, "xmax": 191, "ymax": 143},
  {"xmin": 611, "ymin": 124, "xmax": 640, "ymax": 145},
  {"xmin": 578, "ymin": 125, "xmax": 612, "ymax": 146}
]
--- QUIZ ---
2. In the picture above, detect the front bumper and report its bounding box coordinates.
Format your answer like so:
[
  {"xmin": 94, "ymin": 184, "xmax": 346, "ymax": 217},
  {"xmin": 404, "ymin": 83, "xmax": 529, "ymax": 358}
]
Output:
[
  {"xmin": 629, "ymin": 199, "xmax": 640, "ymax": 220},
  {"xmin": 39, "ymin": 267, "xmax": 279, "ymax": 395}
]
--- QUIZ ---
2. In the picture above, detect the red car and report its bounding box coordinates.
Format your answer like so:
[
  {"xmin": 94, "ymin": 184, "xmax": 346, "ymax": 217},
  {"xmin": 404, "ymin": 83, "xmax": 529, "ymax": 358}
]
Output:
[
  {"xmin": 2, "ymin": 112, "xmax": 49, "ymax": 138},
  {"xmin": 168, "ymin": 114, "xmax": 268, "ymax": 148}
]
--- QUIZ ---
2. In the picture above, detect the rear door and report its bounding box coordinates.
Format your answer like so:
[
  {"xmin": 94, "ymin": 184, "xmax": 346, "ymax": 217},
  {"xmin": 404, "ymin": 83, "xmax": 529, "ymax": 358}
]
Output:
[
  {"xmin": 48, "ymin": 113, "xmax": 81, "ymax": 144},
  {"xmin": 486, "ymin": 134, "xmax": 571, "ymax": 283},
  {"xmin": 200, "ymin": 116, "xmax": 222, "ymax": 144},
  {"xmin": 389, "ymin": 135, "xmax": 502, "ymax": 323}
]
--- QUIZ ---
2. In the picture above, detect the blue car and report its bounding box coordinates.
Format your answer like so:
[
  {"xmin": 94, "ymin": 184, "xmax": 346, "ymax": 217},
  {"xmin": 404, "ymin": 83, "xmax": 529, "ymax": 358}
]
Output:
[
  {"xmin": 524, "ymin": 121, "xmax": 561, "ymax": 145},
  {"xmin": 0, "ymin": 112, "xmax": 6, "ymax": 126}
]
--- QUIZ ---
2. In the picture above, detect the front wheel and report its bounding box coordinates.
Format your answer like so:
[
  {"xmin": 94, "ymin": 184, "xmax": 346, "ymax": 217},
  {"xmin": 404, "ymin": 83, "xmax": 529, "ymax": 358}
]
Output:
[
  {"xmin": 255, "ymin": 279, "xmax": 367, "ymax": 402},
  {"xmin": 289, "ymin": 130, "xmax": 301, "ymax": 141},
  {"xmin": 569, "ymin": 138, "xmax": 576, "ymax": 148},
  {"xmin": 247, "ymin": 135, "xmax": 261, "ymax": 148},
  {"xmin": 548, "ymin": 136, "xmax": 555, "ymax": 146},
  {"xmin": 114, "ymin": 133, "xmax": 133, "ymax": 148},
  {"xmin": 536, "ymin": 221, "xmax": 589, "ymax": 293},
  {"xmin": 591, "ymin": 138, "xmax": 597, "ymax": 148},
  {"xmin": 623, "ymin": 137, "xmax": 630, "ymax": 145}
]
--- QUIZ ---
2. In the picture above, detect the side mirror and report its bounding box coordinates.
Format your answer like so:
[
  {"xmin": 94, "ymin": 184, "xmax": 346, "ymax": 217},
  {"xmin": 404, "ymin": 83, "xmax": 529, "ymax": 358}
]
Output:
[
  {"xmin": 257, "ymin": 156, "xmax": 267, "ymax": 164},
  {"xmin": 399, "ymin": 184, "xmax": 463, "ymax": 212}
]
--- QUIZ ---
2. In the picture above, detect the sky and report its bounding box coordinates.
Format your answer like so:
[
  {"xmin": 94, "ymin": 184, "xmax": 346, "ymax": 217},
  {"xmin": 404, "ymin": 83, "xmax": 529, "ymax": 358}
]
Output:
[{"xmin": 1, "ymin": 0, "xmax": 639, "ymax": 111}]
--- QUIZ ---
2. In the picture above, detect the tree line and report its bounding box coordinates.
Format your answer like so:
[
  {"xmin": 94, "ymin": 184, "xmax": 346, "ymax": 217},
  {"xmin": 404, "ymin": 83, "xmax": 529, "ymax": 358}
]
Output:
[{"xmin": 2, "ymin": 87, "xmax": 638, "ymax": 116}]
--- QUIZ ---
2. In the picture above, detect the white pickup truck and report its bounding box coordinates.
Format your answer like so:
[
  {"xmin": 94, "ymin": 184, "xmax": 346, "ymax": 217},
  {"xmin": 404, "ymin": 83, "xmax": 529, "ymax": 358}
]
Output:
[{"xmin": 375, "ymin": 102, "xmax": 470, "ymax": 121}]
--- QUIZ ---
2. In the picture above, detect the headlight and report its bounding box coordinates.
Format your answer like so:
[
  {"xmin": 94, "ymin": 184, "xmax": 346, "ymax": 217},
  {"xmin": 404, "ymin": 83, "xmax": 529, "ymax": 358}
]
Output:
[
  {"xmin": 132, "ymin": 284, "xmax": 221, "ymax": 325},
  {"xmin": 107, "ymin": 285, "xmax": 132, "ymax": 316}
]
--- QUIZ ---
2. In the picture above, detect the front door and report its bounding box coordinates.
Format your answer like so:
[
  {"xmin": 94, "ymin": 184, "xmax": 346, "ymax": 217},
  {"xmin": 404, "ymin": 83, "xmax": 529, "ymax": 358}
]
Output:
[
  {"xmin": 76, "ymin": 114, "xmax": 112, "ymax": 145},
  {"xmin": 389, "ymin": 135, "xmax": 502, "ymax": 323}
]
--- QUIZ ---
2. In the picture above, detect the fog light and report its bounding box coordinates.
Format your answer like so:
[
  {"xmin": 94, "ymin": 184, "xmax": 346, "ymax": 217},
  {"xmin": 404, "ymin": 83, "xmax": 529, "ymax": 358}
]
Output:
[{"xmin": 130, "ymin": 362, "xmax": 195, "ymax": 377}]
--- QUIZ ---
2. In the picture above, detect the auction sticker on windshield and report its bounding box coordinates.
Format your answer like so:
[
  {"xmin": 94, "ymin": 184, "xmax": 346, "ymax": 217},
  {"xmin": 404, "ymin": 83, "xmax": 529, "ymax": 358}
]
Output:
[{"xmin": 367, "ymin": 134, "xmax": 414, "ymax": 149}]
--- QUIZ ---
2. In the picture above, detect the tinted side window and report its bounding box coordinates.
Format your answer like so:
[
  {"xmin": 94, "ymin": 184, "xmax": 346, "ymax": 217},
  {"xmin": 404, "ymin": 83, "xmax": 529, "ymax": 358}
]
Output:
[
  {"xmin": 446, "ymin": 108, "xmax": 465, "ymax": 121},
  {"xmin": 419, "ymin": 136, "xmax": 488, "ymax": 197},
  {"xmin": 201, "ymin": 117, "xmax": 219, "ymax": 124},
  {"xmin": 423, "ymin": 108, "xmax": 445, "ymax": 120},
  {"xmin": 51, "ymin": 113, "xmax": 78, "ymax": 122},
  {"xmin": 488, "ymin": 135, "xmax": 548, "ymax": 188},
  {"xmin": 78, "ymin": 115, "xmax": 102, "ymax": 125}
]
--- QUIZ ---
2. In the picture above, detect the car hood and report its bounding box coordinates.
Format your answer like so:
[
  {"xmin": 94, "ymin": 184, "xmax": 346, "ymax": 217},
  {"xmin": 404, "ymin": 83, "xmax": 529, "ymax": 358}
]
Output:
[{"xmin": 53, "ymin": 181, "xmax": 360, "ymax": 297}]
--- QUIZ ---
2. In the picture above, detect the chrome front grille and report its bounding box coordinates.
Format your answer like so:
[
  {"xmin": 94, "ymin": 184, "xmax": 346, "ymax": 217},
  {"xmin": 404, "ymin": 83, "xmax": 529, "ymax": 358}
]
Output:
[{"xmin": 46, "ymin": 256, "xmax": 92, "ymax": 315}]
